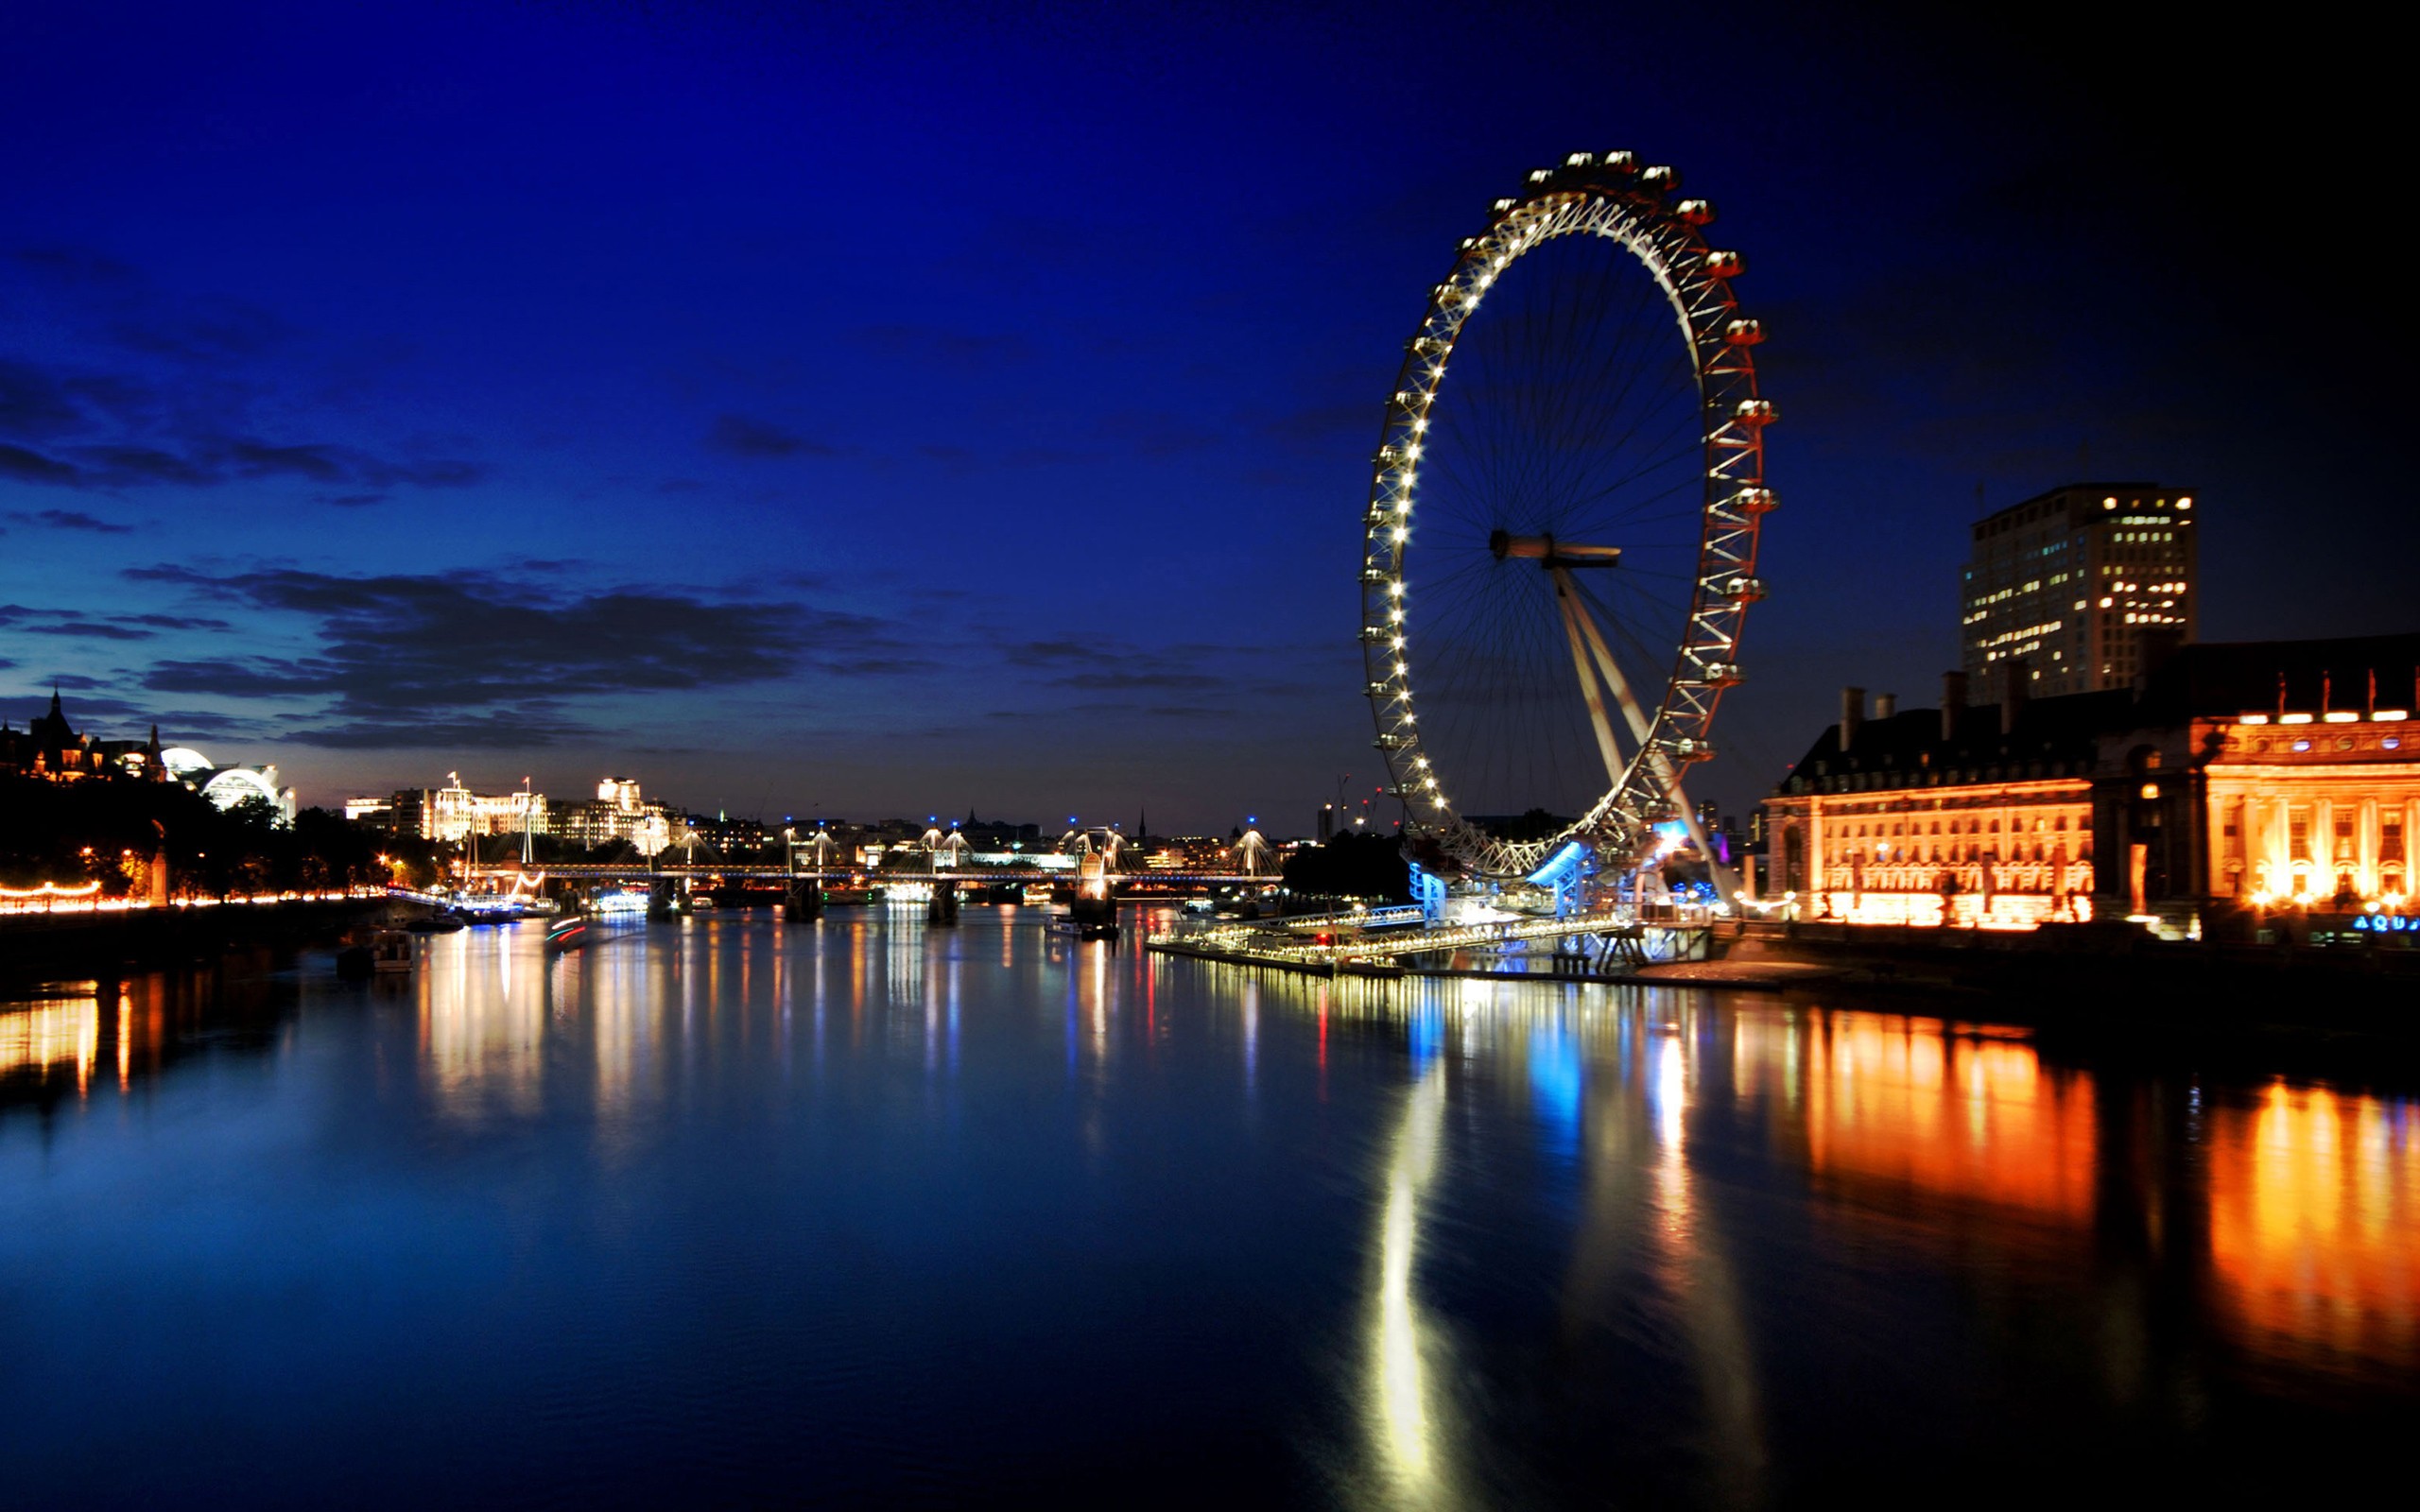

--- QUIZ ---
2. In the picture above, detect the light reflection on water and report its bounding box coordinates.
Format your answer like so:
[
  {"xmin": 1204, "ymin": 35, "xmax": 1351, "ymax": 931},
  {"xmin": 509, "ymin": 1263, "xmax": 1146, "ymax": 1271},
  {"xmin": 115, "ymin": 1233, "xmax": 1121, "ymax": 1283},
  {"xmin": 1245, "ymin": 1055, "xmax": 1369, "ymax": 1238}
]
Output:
[{"xmin": 3, "ymin": 914, "xmax": 2416, "ymax": 1504}]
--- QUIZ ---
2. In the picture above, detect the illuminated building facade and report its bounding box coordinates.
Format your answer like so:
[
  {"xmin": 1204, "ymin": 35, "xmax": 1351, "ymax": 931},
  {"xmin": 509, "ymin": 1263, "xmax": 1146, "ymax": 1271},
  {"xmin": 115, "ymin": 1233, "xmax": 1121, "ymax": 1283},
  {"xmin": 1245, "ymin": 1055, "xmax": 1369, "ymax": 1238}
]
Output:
[
  {"xmin": 1962, "ymin": 483, "xmax": 2197, "ymax": 696},
  {"xmin": 1764, "ymin": 634, "xmax": 2420, "ymax": 930},
  {"xmin": 551, "ymin": 776, "xmax": 672, "ymax": 856},
  {"xmin": 199, "ymin": 765, "xmax": 300, "ymax": 826},
  {"xmin": 370, "ymin": 774, "xmax": 547, "ymax": 842}
]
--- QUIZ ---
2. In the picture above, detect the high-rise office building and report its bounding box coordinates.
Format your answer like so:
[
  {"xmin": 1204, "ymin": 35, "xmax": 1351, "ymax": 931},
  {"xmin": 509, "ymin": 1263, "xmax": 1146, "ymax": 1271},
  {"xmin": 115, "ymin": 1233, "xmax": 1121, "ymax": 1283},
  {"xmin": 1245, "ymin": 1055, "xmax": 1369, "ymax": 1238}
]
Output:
[{"xmin": 1961, "ymin": 483, "xmax": 2197, "ymax": 696}]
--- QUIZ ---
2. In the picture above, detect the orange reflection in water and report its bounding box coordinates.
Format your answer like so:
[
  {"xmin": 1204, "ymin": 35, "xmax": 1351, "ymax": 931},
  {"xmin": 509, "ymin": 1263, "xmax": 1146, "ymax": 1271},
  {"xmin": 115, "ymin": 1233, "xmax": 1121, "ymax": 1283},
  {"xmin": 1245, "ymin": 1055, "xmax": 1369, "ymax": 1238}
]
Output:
[
  {"xmin": 0, "ymin": 995, "xmax": 102, "ymax": 1093},
  {"xmin": 2207, "ymin": 1081, "xmax": 2420, "ymax": 1370},
  {"xmin": 1795, "ymin": 1013, "xmax": 2097, "ymax": 1224}
]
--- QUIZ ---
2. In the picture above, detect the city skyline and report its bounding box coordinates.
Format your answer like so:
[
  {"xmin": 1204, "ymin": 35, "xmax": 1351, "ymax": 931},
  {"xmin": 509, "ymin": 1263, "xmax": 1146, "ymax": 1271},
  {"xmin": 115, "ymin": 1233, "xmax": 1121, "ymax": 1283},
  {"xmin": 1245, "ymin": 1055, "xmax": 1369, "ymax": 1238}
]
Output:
[{"xmin": 1, "ymin": 3, "xmax": 2398, "ymax": 832}]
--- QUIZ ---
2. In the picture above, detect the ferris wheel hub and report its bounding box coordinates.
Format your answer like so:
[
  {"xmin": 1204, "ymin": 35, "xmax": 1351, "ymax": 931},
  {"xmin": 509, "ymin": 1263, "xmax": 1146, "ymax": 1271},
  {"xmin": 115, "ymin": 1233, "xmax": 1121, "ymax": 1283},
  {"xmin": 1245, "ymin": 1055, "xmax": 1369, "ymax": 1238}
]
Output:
[{"xmin": 1490, "ymin": 530, "xmax": 1623, "ymax": 568}]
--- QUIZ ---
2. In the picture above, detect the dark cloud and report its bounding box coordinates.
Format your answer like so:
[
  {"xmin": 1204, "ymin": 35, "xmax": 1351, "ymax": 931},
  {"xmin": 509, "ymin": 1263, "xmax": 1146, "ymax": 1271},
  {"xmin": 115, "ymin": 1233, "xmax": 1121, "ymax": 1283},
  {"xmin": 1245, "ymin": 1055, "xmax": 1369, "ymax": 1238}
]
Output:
[
  {"xmin": 110, "ymin": 301, "xmax": 288, "ymax": 361},
  {"xmin": 1095, "ymin": 410, "xmax": 1224, "ymax": 457},
  {"xmin": 708, "ymin": 413, "xmax": 834, "ymax": 458},
  {"xmin": 315, "ymin": 492, "xmax": 388, "ymax": 508},
  {"xmin": 125, "ymin": 564, "xmax": 908, "ymax": 747},
  {"xmin": 0, "ymin": 442, "xmax": 80, "ymax": 485},
  {"xmin": 1, "ymin": 605, "xmax": 226, "ymax": 635},
  {"xmin": 1004, "ymin": 639, "xmax": 1117, "ymax": 668},
  {"xmin": 26, "ymin": 621, "xmax": 154, "ymax": 641},
  {"xmin": 1051, "ymin": 669, "xmax": 1221, "ymax": 692},
  {"xmin": 7, "ymin": 508, "xmax": 130, "ymax": 533},
  {"xmin": 125, "ymin": 613, "xmax": 232, "ymax": 630},
  {"xmin": 848, "ymin": 324, "xmax": 1034, "ymax": 368},
  {"xmin": 817, "ymin": 656, "xmax": 941, "ymax": 678},
  {"xmin": 0, "ymin": 359, "xmax": 86, "ymax": 438},
  {"xmin": 0, "ymin": 429, "xmax": 491, "ymax": 493},
  {"xmin": 4, "ymin": 691, "xmax": 154, "ymax": 725},
  {"xmin": 10, "ymin": 245, "xmax": 138, "ymax": 284},
  {"xmin": 1261, "ymin": 401, "xmax": 1370, "ymax": 449},
  {"xmin": 282, "ymin": 712, "xmax": 591, "ymax": 750},
  {"xmin": 70, "ymin": 443, "xmax": 216, "ymax": 484}
]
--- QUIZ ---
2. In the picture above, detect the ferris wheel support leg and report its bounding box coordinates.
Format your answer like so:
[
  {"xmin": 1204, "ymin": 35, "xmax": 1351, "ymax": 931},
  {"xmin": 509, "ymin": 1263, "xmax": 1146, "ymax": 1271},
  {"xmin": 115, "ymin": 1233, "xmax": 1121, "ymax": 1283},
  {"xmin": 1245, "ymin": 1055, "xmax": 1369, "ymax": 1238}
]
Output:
[
  {"xmin": 1552, "ymin": 572, "xmax": 1629, "ymax": 788},
  {"xmin": 1563, "ymin": 574, "xmax": 1743, "ymax": 905}
]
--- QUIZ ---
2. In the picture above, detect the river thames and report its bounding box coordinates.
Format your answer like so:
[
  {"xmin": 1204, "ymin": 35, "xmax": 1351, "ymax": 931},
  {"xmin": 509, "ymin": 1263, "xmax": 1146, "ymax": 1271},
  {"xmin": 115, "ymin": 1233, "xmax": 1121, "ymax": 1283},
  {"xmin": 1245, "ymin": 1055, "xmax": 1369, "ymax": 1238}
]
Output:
[{"xmin": 4, "ymin": 908, "xmax": 2414, "ymax": 1506}]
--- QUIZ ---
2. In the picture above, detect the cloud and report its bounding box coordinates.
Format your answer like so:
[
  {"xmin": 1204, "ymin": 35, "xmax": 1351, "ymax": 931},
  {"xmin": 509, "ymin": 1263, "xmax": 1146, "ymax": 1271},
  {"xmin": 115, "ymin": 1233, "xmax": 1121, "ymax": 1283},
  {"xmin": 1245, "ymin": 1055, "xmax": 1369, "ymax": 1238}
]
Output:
[
  {"xmin": 999, "ymin": 635, "xmax": 1227, "ymax": 693},
  {"xmin": 0, "ymin": 430, "xmax": 491, "ymax": 493},
  {"xmin": 110, "ymin": 301, "xmax": 288, "ymax": 361},
  {"xmin": 7, "ymin": 508, "xmax": 130, "ymax": 533},
  {"xmin": 0, "ymin": 605, "xmax": 225, "ymax": 641},
  {"xmin": 26, "ymin": 622, "xmax": 155, "ymax": 641},
  {"xmin": 10, "ymin": 245, "xmax": 138, "ymax": 284},
  {"xmin": 282, "ymin": 712, "xmax": 592, "ymax": 750},
  {"xmin": 0, "ymin": 443, "xmax": 80, "ymax": 485},
  {"xmin": 1, "ymin": 257, "xmax": 488, "ymax": 494},
  {"xmin": 1095, "ymin": 409, "xmax": 1225, "ymax": 457},
  {"xmin": 707, "ymin": 413, "xmax": 835, "ymax": 458},
  {"xmin": 1051, "ymin": 669, "xmax": 1221, "ymax": 691},
  {"xmin": 125, "ymin": 613, "xmax": 232, "ymax": 630},
  {"xmin": 847, "ymin": 324, "xmax": 1034, "ymax": 368},
  {"xmin": 1004, "ymin": 639, "xmax": 1118, "ymax": 668},
  {"xmin": 315, "ymin": 492, "xmax": 388, "ymax": 508},
  {"xmin": 124, "ymin": 564, "xmax": 908, "ymax": 747},
  {"xmin": 0, "ymin": 359, "xmax": 87, "ymax": 438}
]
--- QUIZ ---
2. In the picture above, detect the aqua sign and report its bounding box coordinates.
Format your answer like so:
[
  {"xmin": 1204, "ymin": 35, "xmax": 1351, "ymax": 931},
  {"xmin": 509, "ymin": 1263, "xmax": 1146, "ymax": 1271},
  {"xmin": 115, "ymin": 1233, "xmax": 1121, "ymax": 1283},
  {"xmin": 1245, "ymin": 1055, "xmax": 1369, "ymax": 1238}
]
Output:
[{"xmin": 2351, "ymin": 914, "xmax": 2418, "ymax": 933}]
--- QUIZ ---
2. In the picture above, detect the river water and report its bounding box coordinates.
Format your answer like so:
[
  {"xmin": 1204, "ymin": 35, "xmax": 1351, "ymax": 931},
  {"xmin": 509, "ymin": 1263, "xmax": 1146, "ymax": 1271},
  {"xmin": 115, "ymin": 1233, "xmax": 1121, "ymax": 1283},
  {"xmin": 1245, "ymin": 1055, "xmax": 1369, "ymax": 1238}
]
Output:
[{"xmin": 3, "ymin": 908, "xmax": 2414, "ymax": 1506}]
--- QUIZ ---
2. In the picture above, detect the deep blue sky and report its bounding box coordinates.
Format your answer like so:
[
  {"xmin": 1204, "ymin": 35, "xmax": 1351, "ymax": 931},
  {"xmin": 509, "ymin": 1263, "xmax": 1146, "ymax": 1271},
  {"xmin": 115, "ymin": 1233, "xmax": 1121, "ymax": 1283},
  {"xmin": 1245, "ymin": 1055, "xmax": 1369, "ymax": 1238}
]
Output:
[{"xmin": 0, "ymin": 2, "xmax": 2393, "ymax": 833}]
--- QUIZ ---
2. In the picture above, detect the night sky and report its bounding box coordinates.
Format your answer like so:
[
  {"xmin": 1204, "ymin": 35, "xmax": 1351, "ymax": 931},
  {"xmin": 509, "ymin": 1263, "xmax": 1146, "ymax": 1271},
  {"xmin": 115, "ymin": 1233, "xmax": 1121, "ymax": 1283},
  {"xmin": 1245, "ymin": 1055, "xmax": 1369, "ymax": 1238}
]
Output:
[{"xmin": 0, "ymin": 2, "xmax": 2393, "ymax": 833}]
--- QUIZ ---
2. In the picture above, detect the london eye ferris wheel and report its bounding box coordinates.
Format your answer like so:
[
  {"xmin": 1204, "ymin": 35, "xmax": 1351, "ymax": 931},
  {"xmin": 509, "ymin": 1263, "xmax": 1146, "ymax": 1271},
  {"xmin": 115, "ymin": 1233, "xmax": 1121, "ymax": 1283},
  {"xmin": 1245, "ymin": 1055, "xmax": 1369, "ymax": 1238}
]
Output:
[{"xmin": 1359, "ymin": 152, "xmax": 1775, "ymax": 883}]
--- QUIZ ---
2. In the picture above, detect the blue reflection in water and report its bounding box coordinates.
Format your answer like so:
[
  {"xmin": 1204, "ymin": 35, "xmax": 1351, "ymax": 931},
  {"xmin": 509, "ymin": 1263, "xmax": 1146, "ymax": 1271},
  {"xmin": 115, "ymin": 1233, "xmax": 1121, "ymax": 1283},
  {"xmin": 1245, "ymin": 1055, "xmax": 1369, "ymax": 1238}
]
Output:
[
  {"xmin": 1407, "ymin": 1001, "xmax": 1443, "ymax": 1077},
  {"xmin": 1528, "ymin": 1013, "xmax": 1582, "ymax": 1162}
]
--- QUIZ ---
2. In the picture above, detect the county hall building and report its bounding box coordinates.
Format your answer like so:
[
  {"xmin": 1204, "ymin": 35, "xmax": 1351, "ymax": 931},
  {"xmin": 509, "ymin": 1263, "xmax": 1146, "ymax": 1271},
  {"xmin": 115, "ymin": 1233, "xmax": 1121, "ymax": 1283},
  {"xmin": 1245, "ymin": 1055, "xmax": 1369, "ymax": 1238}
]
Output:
[{"xmin": 1760, "ymin": 634, "xmax": 2420, "ymax": 933}]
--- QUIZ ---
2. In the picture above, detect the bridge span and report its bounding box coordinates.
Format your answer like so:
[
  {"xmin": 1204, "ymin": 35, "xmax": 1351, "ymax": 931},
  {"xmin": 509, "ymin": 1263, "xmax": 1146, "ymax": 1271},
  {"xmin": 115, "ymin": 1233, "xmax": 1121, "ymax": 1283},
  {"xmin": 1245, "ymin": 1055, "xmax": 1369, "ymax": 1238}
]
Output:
[{"xmin": 463, "ymin": 864, "xmax": 1279, "ymax": 887}]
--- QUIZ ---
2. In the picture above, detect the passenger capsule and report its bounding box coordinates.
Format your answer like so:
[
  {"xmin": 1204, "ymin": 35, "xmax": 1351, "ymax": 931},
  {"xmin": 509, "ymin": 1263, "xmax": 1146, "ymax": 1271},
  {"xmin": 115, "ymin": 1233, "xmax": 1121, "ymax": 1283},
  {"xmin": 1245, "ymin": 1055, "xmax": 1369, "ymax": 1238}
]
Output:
[
  {"xmin": 1724, "ymin": 318, "xmax": 1766, "ymax": 346},
  {"xmin": 1703, "ymin": 249, "xmax": 1745, "ymax": 279},
  {"xmin": 1675, "ymin": 198, "xmax": 1716, "ymax": 225},
  {"xmin": 1724, "ymin": 576, "xmax": 1769, "ymax": 602},
  {"xmin": 1601, "ymin": 151, "xmax": 1637, "ymax": 173},
  {"xmin": 1730, "ymin": 487, "xmax": 1778, "ymax": 515},
  {"xmin": 1732, "ymin": 398, "xmax": 1778, "ymax": 426},
  {"xmin": 1640, "ymin": 164, "xmax": 1681, "ymax": 192}
]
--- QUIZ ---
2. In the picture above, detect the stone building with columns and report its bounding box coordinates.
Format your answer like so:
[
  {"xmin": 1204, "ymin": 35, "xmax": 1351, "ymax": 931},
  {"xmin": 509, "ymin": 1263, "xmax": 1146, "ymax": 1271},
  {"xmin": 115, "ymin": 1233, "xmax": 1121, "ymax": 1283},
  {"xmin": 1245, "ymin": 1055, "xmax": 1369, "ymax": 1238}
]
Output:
[{"xmin": 1761, "ymin": 634, "xmax": 2420, "ymax": 932}]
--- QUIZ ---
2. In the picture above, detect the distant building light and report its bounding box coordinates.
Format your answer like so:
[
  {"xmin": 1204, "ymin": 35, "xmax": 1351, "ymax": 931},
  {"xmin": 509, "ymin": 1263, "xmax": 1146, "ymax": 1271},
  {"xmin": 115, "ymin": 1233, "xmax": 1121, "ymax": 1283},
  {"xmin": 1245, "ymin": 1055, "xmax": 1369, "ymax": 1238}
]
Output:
[{"xmin": 2278, "ymin": 713, "xmax": 2314, "ymax": 725}]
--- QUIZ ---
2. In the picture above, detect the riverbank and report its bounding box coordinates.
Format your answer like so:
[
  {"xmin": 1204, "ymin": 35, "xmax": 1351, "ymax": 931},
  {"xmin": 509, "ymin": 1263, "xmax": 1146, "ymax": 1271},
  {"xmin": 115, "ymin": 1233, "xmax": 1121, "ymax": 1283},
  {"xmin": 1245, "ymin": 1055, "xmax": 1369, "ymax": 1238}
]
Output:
[{"xmin": 0, "ymin": 897, "xmax": 393, "ymax": 988}]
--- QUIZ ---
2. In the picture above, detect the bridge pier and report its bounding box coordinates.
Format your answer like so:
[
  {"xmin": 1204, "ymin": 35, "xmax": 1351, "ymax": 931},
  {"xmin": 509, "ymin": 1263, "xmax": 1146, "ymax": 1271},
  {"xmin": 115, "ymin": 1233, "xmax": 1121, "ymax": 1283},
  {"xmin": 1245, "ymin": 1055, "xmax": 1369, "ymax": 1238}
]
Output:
[
  {"xmin": 785, "ymin": 874, "xmax": 823, "ymax": 921},
  {"xmin": 926, "ymin": 878, "xmax": 959, "ymax": 926}
]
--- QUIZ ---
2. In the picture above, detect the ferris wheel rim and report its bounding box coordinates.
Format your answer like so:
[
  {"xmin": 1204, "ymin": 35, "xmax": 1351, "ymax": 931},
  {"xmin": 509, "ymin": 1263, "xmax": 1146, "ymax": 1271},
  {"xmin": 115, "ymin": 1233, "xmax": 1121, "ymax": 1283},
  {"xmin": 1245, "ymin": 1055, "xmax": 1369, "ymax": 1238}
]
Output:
[{"xmin": 1357, "ymin": 153, "xmax": 1773, "ymax": 881}]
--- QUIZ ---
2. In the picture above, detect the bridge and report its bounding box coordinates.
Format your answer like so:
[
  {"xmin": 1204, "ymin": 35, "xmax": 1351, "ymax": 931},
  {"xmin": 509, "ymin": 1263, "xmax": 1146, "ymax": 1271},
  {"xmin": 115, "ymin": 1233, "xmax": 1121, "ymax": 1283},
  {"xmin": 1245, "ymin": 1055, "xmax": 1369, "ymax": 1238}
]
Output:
[{"xmin": 461, "ymin": 864, "xmax": 1279, "ymax": 887}]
